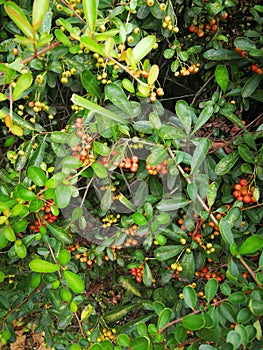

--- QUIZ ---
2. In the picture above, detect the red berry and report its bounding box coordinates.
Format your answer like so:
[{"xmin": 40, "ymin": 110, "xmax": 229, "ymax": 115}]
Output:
[
  {"xmin": 239, "ymin": 178, "xmax": 248, "ymax": 187},
  {"xmin": 251, "ymin": 63, "xmax": 258, "ymax": 72},
  {"xmin": 189, "ymin": 25, "xmax": 197, "ymax": 33},
  {"xmin": 256, "ymin": 67, "xmax": 263, "ymax": 75},
  {"xmin": 233, "ymin": 190, "xmax": 240, "ymax": 198},
  {"xmin": 234, "ymin": 184, "xmax": 241, "ymax": 190},
  {"xmin": 243, "ymin": 195, "xmax": 251, "ymax": 203}
]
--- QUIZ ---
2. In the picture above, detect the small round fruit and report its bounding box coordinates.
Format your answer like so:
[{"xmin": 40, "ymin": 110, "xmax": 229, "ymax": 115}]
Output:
[
  {"xmin": 251, "ymin": 63, "xmax": 258, "ymax": 72},
  {"xmin": 243, "ymin": 195, "xmax": 251, "ymax": 203},
  {"xmin": 189, "ymin": 25, "xmax": 197, "ymax": 33},
  {"xmin": 239, "ymin": 178, "xmax": 248, "ymax": 186}
]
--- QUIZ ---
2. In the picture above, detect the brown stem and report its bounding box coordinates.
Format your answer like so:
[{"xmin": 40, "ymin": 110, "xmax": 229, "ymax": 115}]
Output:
[
  {"xmin": 8, "ymin": 83, "xmax": 13, "ymax": 126},
  {"xmin": 21, "ymin": 41, "xmax": 61, "ymax": 65},
  {"xmin": 238, "ymin": 256, "xmax": 262, "ymax": 288},
  {"xmin": 60, "ymin": 0, "xmax": 86, "ymax": 25},
  {"xmin": 74, "ymin": 312, "xmax": 86, "ymax": 338},
  {"xmin": 47, "ymin": 243, "xmax": 62, "ymax": 280}
]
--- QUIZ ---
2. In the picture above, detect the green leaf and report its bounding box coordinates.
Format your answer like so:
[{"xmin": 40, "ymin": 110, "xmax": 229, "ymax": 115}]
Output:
[
  {"xmin": 205, "ymin": 278, "xmax": 218, "ymax": 303},
  {"xmin": 238, "ymin": 235, "xmax": 263, "ymax": 255},
  {"xmin": 0, "ymin": 295, "xmax": 10, "ymax": 310},
  {"xmin": 81, "ymin": 70, "xmax": 101, "ymax": 98},
  {"xmin": 83, "ymin": 0, "xmax": 97, "ymax": 33},
  {"xmin": 143, "ymin": 261, "xmax": 152, "ymax": 287},
  {"xmin": 156, "ymin": 199, "xmax": 190, "ymax": 212},
  {"xmin": 238, "ymin": 144, "xmax": 254, "ymax": 163},
  {"xmin": 215, "ymin": 151, "xmax": 239, "ymax": 175},
  {"xmin": 242, "ymin": 74, "xmax": 262, "ymax": 98},
  {"xmin": 234, "ymin": 37, "xmax": 256, "ymax": 51},
  {"xmin": 175, "ymin": 100, "xmax": 192, "ymax": 135},
  {"xmin": 81, "ymin": 304, "xmax": 93, "ymax": 321},
  {"xmin": 132, "ymin": 35, "xmax": 156, "ymax": 63},
  {"xmin": 117, "ymin": 334, "xmax": 131, "ymax": 347},
  {"xmin": 80, "ymin": 36, "xmax": 106, "ymax": 57},
  {"xmin": 92, "ymin": 162, "xmax": 108, "ymax": 179},
  {"xmin": 14, "ymin": 240, "xmax": 27, "ymax": 258},
  {"xmin": 105, "ymin": 83, "xmax": 132, "ymax": 116},
  {"xmin": 18, "ymin": 187, "xmax": 36, "ymax": 200},
  {"xmin": 154, "ymin": 245, "xmax": 184, "ymax": 261},
  {"xmin": 248, "ymin": 299, "xmax": 263, "ymax": 316},
  {"xmin": 4, "ymin": 1, "xmax": 34, "ymax": 39},
  {"xmin": 149, "ymin": 112, "xmax": 161, "ymax": 129},
  {"xmin": 71, "ymin": 94, "xmax": 129, "ymax": 124},
  {"xmin": 131, "ymin": 336, "xmax": 151, "ymax": 350},
  {"xmin": 226, "ymin": 330, "xmax": 241, "ymax": 350},
  {"xmin": 133, "ymin": 212, "xmax": 148, "ymax": 226},
  {"xmin": 219, "ymin": 105, "xmax": 244, "ymax": 128},
  {"xmin": 147, "ymin": 64, "xmax": 159, "ymax": 86},
  {"xmin": 12, "ymin": 72, "xmax": 33, "ymax": 101},
  {"xmin": 29, "ymin": 259, "xmax": 59, "ymax": 273},
  {"xmin": 54, "ymin": 29, "xmax": 72, "ymax": 47},
  {"xmin": 180, "ymin": 251, "xmax": 195, "ymax": 281},
  {"xmin": 27, "ymin": 165, "xmax": 46, "ymax": 186},
  {"xmin": 122, "ymin": 78, "xmax": 135, "ymax": 93},
  {"xmin": 93, "ymin": 141, "xmax": 110, "ymax": 156},
  {"xmin": 46, "ymin": 222, "xmax": 72, "ymax": 244},
  {"xmin": 182, "ymin": 314, "xmax": 205, "ymax": 331},
  {"xmin": 215, "ymin": 65, "xmax": 229, "ymax": 93},
  {"xmin": 191, "ymin": 138, "xmax": 211, "ymax": 174},
  {"xmin": 15, "ymin": 139, "xmax": 34, "ymax": 171},
  {"xmin": 55, "ymin": 183, "xmax": 72, "ymax": 209},
  {"xmin": 203, "ymin": 49, "xmax": 240, "ymax": 60},
  {"xmin": 192, "ymin": 105, "xmax": 214, "ymax": 134},
  {"xmin": 183, "ymin": 285, "xmax": 197, "ymax": 310},
  {"xmin": 157, "ymin": 308, "xmax": 172, "ymax": 330},
  {"xmin": 118, "ymin": 276, "xmax": 142, "ymax": 297},
  {"xmin": 63, "ymin": 270, "xmax": 85, "ymax": 293},
  {"xmin": 146, "ymin": 145, "xmax": 167, "ymax": 166},
  {"xmin": 3, "ymin": 226, "xmax": 16, "ymax": 242},
  {"xmin": 227, "ymin": 292, "xmax": 247, "ymax": 305},
  {"xmin": 219, "ymin": 218, "xmax": 234, "ymax": 246},
  {"xmin": 32, "ymin": 0, "xmax": 49, "ymax": 30},
  {"xmin": 104, "ymin": 303, "xmax": 138, "ymax": 322},
  {"xmin": 207, "ymin": 181, "xmax": 218, "ymax": 208},
  {"xmin": 225, "ymin": 207, "xmax": 241, "ymax": 227}
]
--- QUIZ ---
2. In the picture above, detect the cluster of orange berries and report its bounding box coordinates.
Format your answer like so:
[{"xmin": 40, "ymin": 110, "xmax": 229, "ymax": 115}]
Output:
[
  {"xmin": 146, "ymin": 159, "xmax": 168, "ymax": 175},
  {"xmin": 71, "ymin": 118, "xmax": 95, "ymax": 165},
  {"xmin": 29, "ymin": 200, "xmax": 58, "ymax": 233},
  {"xmin": 235, "ymin": 47, "xmax": 247, "ymax": 58},
  {"xmin": 232, "ymin": 178, "xmax": 256, "ymax": 204},
  {"xmin": 99, "ymin": 154, "xmax": 139, "ymax": 173},
  {"xmin": 251, "ymin": 63, "xmax": 262, "ymax": 75},
  {"xmin": 174, "ymin": 63, "xmax": 200, "ymax": 77},
  {"xmin": 149, "ymin": 87, "xmax": 165, "ymax": 102},
  {"xmin": 130, "ymin": 265, "xmax": 144, "ymax": 283},
  {"xmin": 195, "ymin": 266, "xmax": 225, "ymax": 283},
  {"xmin": 67, "ymin": 242, "xmax": 80, "ymax": 253},
  {"xmin": 189, "ymin": 18, "xmax": 218, "ymax": 38}
]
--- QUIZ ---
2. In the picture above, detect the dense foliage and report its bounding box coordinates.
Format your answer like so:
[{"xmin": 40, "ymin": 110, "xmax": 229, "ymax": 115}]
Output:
[{"xmin": 0, "ymin": 0, "xmax": 263, "ymax": 349}]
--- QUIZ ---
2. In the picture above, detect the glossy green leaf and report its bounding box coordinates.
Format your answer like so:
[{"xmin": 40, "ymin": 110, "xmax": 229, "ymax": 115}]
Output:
[
  {"xmin": 248, "ymin": 299, "xmax": 263, "ymax": 316},
  {"xmin": 226, "ymin": 330, "xmax": 241, "ymax": 350},
  {"xmin": 146, "ymin": 145, "xmax": 167, "ymax": 166},
  {"xmin": 132, "ymin": 35, "xmax": 156, "ymax": 63},
  {"xmin": 227, "ymin": 292, "xmax": 247, "ymax": 305},
  {"xmin": 46, "ymin": 222, "xmax": 72, "ymax": 244},
  {"xmin": 71, "ymin": 94, "xmax": 128, "ymax": 124},
  {"xmin": 238, "ymin": 235, "xmax": 263, "ymax": 255},
  {"xmin": 180, "ymin": 251, "xmax": 195, "ymax": 281},
  {"xmin": 143, "ymin": 261, "xmax": 152, "ymax": 287},
  {"xmin": 183, "ymin": 285, "xmax": 197, "ymax": 310},
  {"xmin": 83, "ymin": 0, "xmax": 97, "ymax": 33},
  {"xmin": 147, "ymin": 64, "xmax": 159, "ymax": 86},
  {"xmin": 122, "ymin": 78, "xmax": 135, "ymax": 93},
  {"xmin": 219, "ymin": 218, "xmax": 234, "ymax": 246},
  {"xmin": 80, "ymin": 36, "xmax": 105, "ymax": 57},
  {"xmin": 234, "ymin": 37, "xmax": 256, "ymax": 51},
  {"xmin": 205, "ymin": 278, "xmax": 218, "ymax": 303},
  {"xmin": 219, "ymin": 106, "xmax": 244, "ymax": 128},
  {"xmin": 104, "ymin": 303, "xmax": 138, "ymax": 322},
  {"xmin": 93, "ymin": 141, "xmax": 110, "ymax": 156},
  {"xmin": 55, "ymin": 183, "xmax": 72, "ymax": 209},
  {"xmin": 3, "ymin": 226, "xmax": 16, "ymax": 242},
  {"xmin": 157, "ymin": 308, "xmax": 172, "ymax": 330},
  {"xmin": 175, "ymin": 100, "xmax": 192, "ymax": 135},
  {"xmin": 238, "ymin": 144, "xmax": 254, "ymax": 163},
  {"xmin": 12, "ymin": 72, "xmax": 33, "ymax": 101},
  {"xmin": 32, "ymin": 0, "xmax": 49, "ymax": 30},
  {"xmin": 54, "ymin": 29, "xmax": 72, "ymax": 47},
  {"xmin": 15, "ymin": 139, "xmax": 33, "ymax": 171},
  {"xmin": 29, "ymin": 259, "xmax": 59, "ymax": 273},
  {"xmin": 118, "ymin": 276, "xmax": 142, "ymax": 297},
  {"xmin": 4, "ymin": 1, "xmax": 34, "ymax": 39},
  {"xmin": 81, "ymin": 70, "xmax": 101, "ymax": 98},
  {"xmin": 225, "ymin": 207, "xmax": 241, "ymax": 227},
  {"xmin": 203, "ymin": 49, "xmax": 240, "ymax": 60},
  {"xmin": 18, "ymin": 187, "xmax": 36, "ymax": 200},
  {"xmin": 207, "ymin": 181, "xmax": 218, "ymax": 208},
  {"xmin": 192, "ymin": 105, "xmax": 213, "ymax": 134},
  {"xmin": 242, "ymin": 74, "xmax": 262, "ymax": 98},
  {"xmin": 154, "ymin": 245, "xmax": 184, "ymax": 261},
  {"xmin": 215, "ymin": 151, "xmax": 239, "ymax": 175},
  {"xmin": 63, "ymin": 270, "xmax": 85, "ymax": 293},
  {"xmin": 92, "ymin": 162, "xmax": 108, "ymax": 179},
  {"xmin": 0, "ymin": 295, "xmax": 10, "ymax": 310},
  {"xmin": 215, "ymin": 65, "xmax": 229, "ymax": 93},
  {"xmin": 182, "ymin": 314, "xmax": 205, "ymax": 330},
  {"xmin": 191, "ymin": 138, "xmax": 211, "ymax": 174},
  {"xmin": 27, "ymin": 165, "xmax": 47, "ymax": 186},
  {"xmin": 133, "ymin": 212, "xmax": 147, "ymax": 226},
  {"xmin": 156, "ymin": 199, "xmax": 190, "ymax": 212},
  {"xmin": 105, "ymin": 83, "xmax": 132, "ymax": 116},
  {"xmin": 14, "ymin": 240, "xmax": 27, "ymax": 258},
  {"xmin": 117, "ymin": 334, "xmax": 131, "ymax": 347}
]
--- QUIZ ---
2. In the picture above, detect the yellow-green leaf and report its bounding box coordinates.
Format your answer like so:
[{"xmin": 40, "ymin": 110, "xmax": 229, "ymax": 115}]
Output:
[
  {"xmin": 132, "ymin": 35, "xmax": 156, "ymax": 63},
  {"xmin": 83, "ymin": 0, "xmax": 97, "ymax": 34},
  {"xmin": 12, "ymin": 72, "xmax": 33, "ymax": 101},
  {"xmin": 147, "ymin": 64, "xmax": 159, "ymax": 86},
  {"xmin": 32, "ymin": 0, "xmax": 49, "ymax": 30},
  {"xmin": 4, "ymin": 1, "xmax": 34, "ymax": 39},
  {"xmin": 10, "ymin": 125, "xmax": 24, "ymax": 137}
]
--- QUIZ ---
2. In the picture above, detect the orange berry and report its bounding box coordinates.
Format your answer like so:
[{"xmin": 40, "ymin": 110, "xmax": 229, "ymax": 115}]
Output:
[
  {"xmin": 256, "ymin": 67, "xmax": 263, "ymax": 75},
  {"xmin": 251, "ymin": 63, "xmax": 258, "ymax": 72}
]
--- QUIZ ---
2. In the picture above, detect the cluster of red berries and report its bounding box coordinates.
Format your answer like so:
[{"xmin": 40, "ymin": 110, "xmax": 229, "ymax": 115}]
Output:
[
  {"xmin": 235, "ymin": 47, "xmax": 247, "ymax": 58},
  {"xmin": 29, "ymin": 200, "xmax": 58, "ymax": 232},
  {"xmin": 100, "ymin": 154, "xmax": 139, "ymax": 172},
  {"xmin": 71, "ymin": 118, "xmax": 95, "ymax": 165},
  {"xmin": 233, "ymin": 178, "xmax": 256, "ymax": 204},
  {"xmin": 251, "ymin": 63, "xmax": 262, "ymax": 75},
  {"xmin": 195, "ymin": 266, "xmax": 225, "ymax": 283},
  {"xmin": 146, "ymin": 159, "xmax": 168, "ymax": 175},
  {"xmin": 130, "ymin": 265, "xmax": 144, "ymax": 283},
  {"xmin": 188, "ymin": 18, "xmax": 218, "ymax": 38}
]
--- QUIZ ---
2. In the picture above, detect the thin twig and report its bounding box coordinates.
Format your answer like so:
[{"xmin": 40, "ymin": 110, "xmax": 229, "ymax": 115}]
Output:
[
  {"xmin": 239, "ymin": 256, "xmax": 262, "ymax": 288},
  {"xmin": 74, "ymin": 312, "xmax": 86, "ymax": 338},
  {"xmin": 47, "ymin": 243, "xmax": 62, "ymax": 279},
  {"xmin": 191, "ymin": 75, "xmax": 215, "ymax": 106},
  {"xmin": 60, "ymin": 0, "xmax": 86, "ymax": 25},
  {"xmin": 81, "ymin": 178, "xmax": 94, "ymax": 207}
]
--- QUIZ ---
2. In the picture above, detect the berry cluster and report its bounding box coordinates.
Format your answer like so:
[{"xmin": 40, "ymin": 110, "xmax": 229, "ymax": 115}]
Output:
[
  {"xmin": 195, "ymin": 266, "xmax": 225, "ymax": 282},
  {"xmin": 60, "ymin": 68, "xmax": 77, "ymax": 84},
  {"xmin": 235, "ymin": 47, "xmax": 247, "ymax": 58},
  {"xmin": 87, "ymin": 328, "xmax": 116, "ymax": 343},
  {"xmin": 102, "ymin": 213, "xmax": 121, "ymax": 228},
  {"xmin": 174, "ymin": 63, "xmax": 200, "ymax": 77},
  {"xmin": 146, "ymin": 159, "xmax": 168, "ymax": 175},
  {"xmin": 251, "ymin": 63, "xmax": 262, "ymax": 75},
  {"xmin": 162, "ymin": 16, "xmax": 179, "ymax": 33},
  {"xmin": 29, "ymin": 199, "xmax": 58, "ymax": 233},
  {"xmin": 71, "ymin": 118, "xmax": 95, "ymax": 165},
  {"xmin": 130, "ymin": 265, "xmax": 144, "ymax": 283},
  {"xmin": 100, "ymin": 154, "xmax": 139, "ymax": 173},
  {"xmin": 232, "ymin": 178, "xmax": 256, "ymax": 204},
  {"xmin": 170, "ymin": 262, "xmax": 183, "ymax": 280},
  {"xmin": 149, "ymin": 87, "xmax": 165, "ymax": 102}
]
